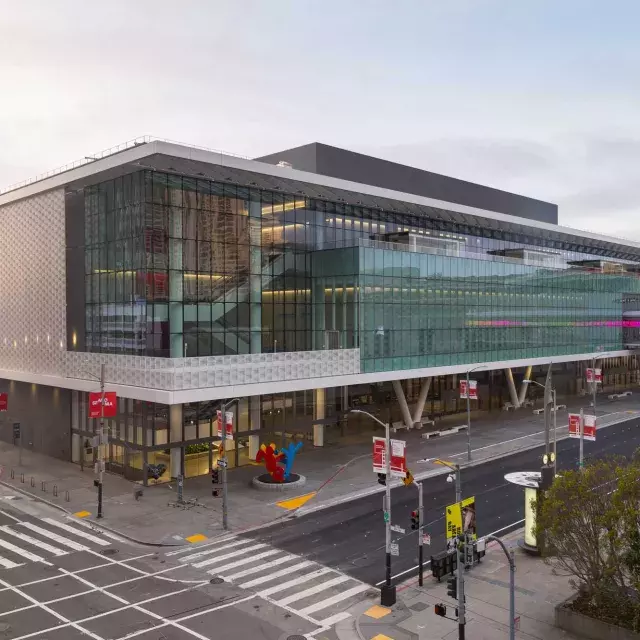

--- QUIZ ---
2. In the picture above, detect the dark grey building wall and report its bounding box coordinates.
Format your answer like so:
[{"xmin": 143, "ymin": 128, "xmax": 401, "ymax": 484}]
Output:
[
  {"xmin": 256, "ymin": 142, "xmax": 558, "ymax": 225},
  {"xmin": 0, "ymin": 380, "xmax": 71, "ymax": 461}
]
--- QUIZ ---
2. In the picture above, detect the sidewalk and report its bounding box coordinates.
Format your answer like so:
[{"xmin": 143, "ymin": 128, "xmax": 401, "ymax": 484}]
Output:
[
  {"xmin": 337, "ymin": 527, "xmax": 580, "ymax": 640},
  {"xmin": 0, "ymin": 391, "xmax": 639, "ymax": 545}
]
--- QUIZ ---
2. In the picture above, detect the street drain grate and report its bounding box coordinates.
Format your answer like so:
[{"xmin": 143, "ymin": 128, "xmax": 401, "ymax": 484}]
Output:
[
  {"xmin": 209, "ymin": 577, "xmax": 224, "ymax": 584},
  {"xmin": 286, "ymin": 636, "xmax": 306, "ymax": 640},
  {"xmin": 100, "ymin": 548, "xmax": 119, "ymax": 556}
]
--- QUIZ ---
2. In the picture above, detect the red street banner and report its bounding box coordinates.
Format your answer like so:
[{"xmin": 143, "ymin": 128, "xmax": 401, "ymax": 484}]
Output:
[
  {"xmin": 0, "ymin": 393, "xmax": 7, "ymax": 412},
  {"xmin": 372, "ymin": 436, "xmax": 407, "ymax": 478},
  {"xmin": 586, "ymin": 368, "xmax": 602, "ymax": 384},
  {"xmin": 595, "ymin": 368, "xmax": 602, "ymax": 383},
  {"xmin": 89, "ymin": 391, "xmax": 117, "ymax": 418},
  {"xmin": 583, "ymin": 414, "xmax": 596, "ymax": 441},
  {"xmin": 460, "ymin": 379, "xmax": 478, "ymax": 400},
  {"xmin": 216, "ymin": 410, "xmax": 234, "ymax": 440},
  {"xmin": 568, "ymin": 413, "xmax": 581, "ymax": 438}
]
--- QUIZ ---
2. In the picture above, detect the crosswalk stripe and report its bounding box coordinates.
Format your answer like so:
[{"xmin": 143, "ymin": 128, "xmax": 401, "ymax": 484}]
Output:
[
  {"xmin": 0, "ymin": 536, "xmax": 49, "ymax": 564},
  {"xmin": 20, "ymin": 522, "xmax": 88, "ymax": 552},
  {"xmin": 211, "ymin": 549, "xmax": 280, "ymax": 575},
  {"xmin": 275, "ymin": 574, "xmax": 351, "ymax": 606},
  {"xmin": 238, "ymin": 561, "xmax": 314, "ymax": 589},
  {"xmin": 0, "ymin": 525, "xmax": 68, "ymax": 557},
  {"xmin": 166, "ymin": 535, "xmax": 238, "ymax": 557},
  {"xmin": 42, "ymin": 518, "xmax": 110, "ymax": 546},
  {"xmin": 316, "ymin": 611, "xmax": 352, "ymax": 627},
  {"xmin": 298, "ymin": 583, "xmax": 371, "ymax": 615},
  {"xmin": 258, "ymin": 567, "xmax": 334, "ymax": 597},
  {"xmin": 222, "ymin": 555, "xmax": 300, "ymax": 581},
  {"xmin": 0, "ymin": 554, "xmax": 22, "ymax": 569},
  {"xmin": 70, "ymin": 518, "xmax": 126, "ymax": 542},
  {"xmin": 192, "ymin": 543, "xmax": 267, "ymax": 569},
  {"xmin": 179, "ymin": 538, "xmax": 246, "ymax": 563}
]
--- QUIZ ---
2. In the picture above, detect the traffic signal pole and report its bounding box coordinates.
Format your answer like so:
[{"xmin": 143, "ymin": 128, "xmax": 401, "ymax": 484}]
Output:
[
  {"xmin": 97, "ymin": 363, "xmax": 105, "ymax": 519},
  {"xmin": 413, "ymin": 480, "xmax": 424, "ymax": 586},
  {"xmin": 381, "ymin": 411, "xmax": 396, "ymax": 606}
]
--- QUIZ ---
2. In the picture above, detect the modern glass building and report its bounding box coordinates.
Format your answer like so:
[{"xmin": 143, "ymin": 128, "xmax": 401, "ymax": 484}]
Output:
[{"xmin": 1, "ymin": 138, "xmax": 639, "ymax": 483}]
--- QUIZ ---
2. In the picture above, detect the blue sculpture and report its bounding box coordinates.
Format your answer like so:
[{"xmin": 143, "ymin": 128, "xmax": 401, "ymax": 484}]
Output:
[{"xmin": 277, "ymin": 442, "xmax": 303, "ymax": 481}]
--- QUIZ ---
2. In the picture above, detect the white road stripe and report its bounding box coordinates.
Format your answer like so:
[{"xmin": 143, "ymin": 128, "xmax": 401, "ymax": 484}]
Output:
[
  {"xmin": 42, "ymin": 518, "xmax": 110, "ymax": 546},
  {"xmin": 192, "ymin": 543, "xmax": 267, "ymax": 569},
  {"xmin": 0, "ymin": 554, "xmax": 22, "ymax": 569},
  {"xmin": 211, "ymin": 549, "xmax": 280, "ymax": 575},
  {"xmin": 316, "ymin": 611, "xmax": 353, "ymax": 627},
  {"xmin": 275, "ymin": 575, "xmax": 351, "ymax": 606},
  {"xmin": 222, "ymin": 554, "xmax": 300, "ymax": 581},
  {"xmin": 299, "ymin": 582, "xmax": 371, "ymax": 615},
  {"xmin": 258, "ymin": 567, "xmax": 334, "ymax": 597},
  {"xmin": 0, "ymin": 525, "xmax": 68, "ymax": 556},
  {"xmin": 71, "ymin": 518, "xmax": 126, "ymax": 542},
  {"xmin": 0, "ymin": 537, "xmax": 49, "ymax": 564},
  {"xmin": 238, "ymin": 561, "xmax": 314, "ymax": 589},
  {"xmin": 179, "ymin": 538, "xmax": 247, "ymax": 563},
  {"xmin": 20, "ymin": 522, "xmax": 88, "ymax": 552}
]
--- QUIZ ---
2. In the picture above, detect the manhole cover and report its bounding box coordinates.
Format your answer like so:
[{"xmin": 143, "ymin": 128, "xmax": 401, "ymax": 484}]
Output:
[
  {"xmin": 286, "ymin": 636, "xmax": 306, "ymax": 640},
  {"xmin": 209, "ymin": 577, "xmax": 224, "ymax": 584},
  {"xmin": 100, "ymin": 548, "xmax": 119, "ymax": 556},
  {"xmin": 410, "ymin": 601, "xmax": 428, "ymax": 612}
]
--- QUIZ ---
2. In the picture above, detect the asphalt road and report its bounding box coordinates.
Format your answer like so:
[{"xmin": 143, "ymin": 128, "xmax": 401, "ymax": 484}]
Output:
[
  {"xmin": 0, "ymin": 494, "xmax": 317, "ymax": 640},
  {"xmin": 244, "ymin": 416, "xmax": 640, "ymax": 586}
]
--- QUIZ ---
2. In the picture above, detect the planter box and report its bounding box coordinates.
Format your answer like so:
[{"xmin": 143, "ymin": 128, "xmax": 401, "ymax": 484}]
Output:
[{"xmin": 555, "ymin": 594, "xmax": 640, "ymax": 640}]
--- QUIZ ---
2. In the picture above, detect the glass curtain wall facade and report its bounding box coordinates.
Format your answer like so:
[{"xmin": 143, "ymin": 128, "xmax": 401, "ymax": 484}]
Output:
[{"xmin": 83, "ymin": 169, "xmax": 640, "ymax": 362}]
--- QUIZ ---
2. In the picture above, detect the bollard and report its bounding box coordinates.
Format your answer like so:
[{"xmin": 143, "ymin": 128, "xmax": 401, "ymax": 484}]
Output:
[
  {"xmin": 41, "ymin": 481, "xmax": 46, "ymax": 492},
  {"xmin": 65, "ymin": 490, "xmax": 70, "ymax": 502},
  {"xmin": 30, "ymin": 476, "xmax": 35, "ymax": 487},
  {"xmin": 10, "ymin": 469, "xmax": 14, "ymax": 479},
  {"xmin": 53, "ymin": 484, "xmax": 58, "ymax": 497},
  {"xmin": 20, "ymin": 472, "xmax": 24, "ymax": 483}
]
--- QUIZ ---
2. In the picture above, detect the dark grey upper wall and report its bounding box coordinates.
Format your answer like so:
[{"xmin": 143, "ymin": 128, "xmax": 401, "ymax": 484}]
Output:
[{"xmin": 256, "ymin": 142, "xmax": 558, "ymax": 225}]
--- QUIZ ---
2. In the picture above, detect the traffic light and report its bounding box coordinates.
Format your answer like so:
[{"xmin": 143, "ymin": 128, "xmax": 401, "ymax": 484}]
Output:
[
  {"xmin": 411, "ymin": 510, "xmax": 419, "ymax": 530},
  {"xmin": 211, "ymin": 468, "xmax": 220, "ymax": 497},
  {"xmin": 540, "ymin": 464, "xmax": 554, "ymax": 490},
  {"xmin": 447, "ymin": 575, "xmax": 457, "ymax": 600},
  {"xmin": 434, "ymin": 603, "xmax": 447, "ymax": 617},
  {"xmin": 377, "ymin": 473, "xmax": 386, "ymax": 486}
]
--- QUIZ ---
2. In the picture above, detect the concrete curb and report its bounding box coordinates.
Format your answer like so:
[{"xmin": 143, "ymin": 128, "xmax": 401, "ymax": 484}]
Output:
[
  {"xmin": 294, "ymin": 409, "xmax": 640, "ymax": 518},
  {"xmin": 0, "ymin": 479, "xmax": 181, "ymax": 548}
]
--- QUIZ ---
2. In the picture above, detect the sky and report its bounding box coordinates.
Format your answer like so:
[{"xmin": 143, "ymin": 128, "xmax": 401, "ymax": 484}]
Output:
[{"xmin": 1, "ymin": 0, "xmax": 640, "ymax": 238}]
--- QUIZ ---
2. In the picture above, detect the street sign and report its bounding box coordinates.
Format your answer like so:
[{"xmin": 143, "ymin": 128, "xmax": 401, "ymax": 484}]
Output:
[
  {"xmin": 390, "ymin": 542, "xmax": 399, "ymax": 556},
  {"xmin": 372, "ymin": 436, "xmax": 407, "ymax": 478},
  {"xmin": 217, "ymin": 459, "xmax": 228, "ymax": 468},
  {"xmin": 0, "ymin": 393, "xmax": 7, "ymax": 412},
  {"xmin": 460, "ymin": 379, "xmax": 478, "ymax": 400},
  {"xmin": 390, "ymin": 524, "xmax": 405, "ymax": 534},
  {"xmin": 383, "ymin": 511, "xmax": 390, "ymax": 523},
  {"xmin": 514, "ymin": 616, "xmax": 521, "ymax": 631},
  {"xmin": 568, "ymin": 413, "xmax": 581, "ymax": 438},
  {"xmin": 12, "ymin": 423, "xmax": 20, "ymax": 439},
  {"xmin": 422, "ymin": 533, "xmax": 431, "ymax": 545}
]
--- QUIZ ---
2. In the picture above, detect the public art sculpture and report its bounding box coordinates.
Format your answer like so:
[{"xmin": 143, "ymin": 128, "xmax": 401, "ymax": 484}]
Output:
[{"xmin": 255, "ymin": 441, "xmax": 303, "ymax": 483}]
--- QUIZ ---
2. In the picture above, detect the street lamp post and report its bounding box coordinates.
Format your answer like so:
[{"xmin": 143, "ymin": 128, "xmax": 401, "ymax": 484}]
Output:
[
  {"xmin": 465, "ymin": 365, "xmax": 487, "ymax": 462},
  {"xmin": 590, "ymin": 353, "xmax": 613, "ymax": 415},
  {"xmin": 216, "ymin": 397, "xmax": 240, "ymax": 531},
  {"xmin": 350, "ymin": 408, "xmax": 396, "ymax": 606},
  {"xmin": 524, "ymin": 378, "xmax": 557, "ymax": 475}
]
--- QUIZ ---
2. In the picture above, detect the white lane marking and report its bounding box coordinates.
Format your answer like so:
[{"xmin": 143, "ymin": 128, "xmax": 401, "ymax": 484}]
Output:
[
  {"xmin": 20, "ymin": 521, "xmax": 88, "ymax": 552},
  {"xmin": 42, "ymin": 517, "xmax": 110, "ymax": 546},
  {"xmin": 258, "ymin": 567, "xmax": 334, "ymax": 597},
  {"xmin": 0, "ymin": 525, "xmax": 68, "ymax": 556},
  {"xmin": 165, "ymin": 536, "xmax": 235, "ymax": 556},
  {"xmin": 178, "ymin": 538, "xmax": 246, "ymax": 563},
  {"xmin": 113, "ymin": 595, "xmax": 257, "ymax": 640},
  {"xmin": 192, "ymin": 542, "xmax": 267, "ymax": 568},
  {"xmin": 315, "ymin": 611, "xmax": 353, "ymax": 627},
  {"xmin": 211, "ymin": 548, "xmax": 280, "ymax": 574},
  {"xmin": 0, "ymin": 576, "xmax": 105, "ymax": 640},
  {"xmin": 222, "ymin": 554, "xmax": 300, "ymax": 581},
  {"xmin": 0, "ymin": 554, "xmax": 22, "ymax": 569},
  {"xmin": 238, "ymin": 560, "xmax": 315, "ymax": 589},
  {"xmin": 0, "ymin": 509, "xmax": 22, "ymax": 522},
  {"xmin": 375, "ymin": 518, "xmax": 528, "ymax": 585},
  {"xmin": 0, "ymin": 536, "xmax": 50, "ymax": 564},
  {"xmin": 300, "ymin": 583, "xmax": 371, "ymax": 615},
  {"xmin": 275, "ymin": 574, "xmax": 351, "ymax": 606},
  {"xmin": 70, "ymin": 517, "xmax": 126, "ymax": 542}
]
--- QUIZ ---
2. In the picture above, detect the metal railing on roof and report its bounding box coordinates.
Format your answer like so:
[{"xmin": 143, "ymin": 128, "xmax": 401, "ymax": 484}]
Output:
[{"xmin": 0, "ymin": 136, "xmax": 249, "ymax": 197}]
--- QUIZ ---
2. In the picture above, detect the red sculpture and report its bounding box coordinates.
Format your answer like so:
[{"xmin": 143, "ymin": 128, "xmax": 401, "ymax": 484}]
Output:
[{"xmin": 256, "ymin": 443, "xmax": 285, "ymax": 482}]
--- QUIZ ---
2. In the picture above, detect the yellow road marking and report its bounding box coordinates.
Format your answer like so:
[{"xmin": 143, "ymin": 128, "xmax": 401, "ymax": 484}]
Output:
[
  {"xmin": 364, "ymin": 605, "xmax": 392, "ymax": 619},
  {"xmin": 276, "ymin": 492, "xmax": 317, "ymax": 510},
  {"xmin": 371, "ymin": 634, "xmax": 394, "ymax": 640},
  {"xmin": 186, "ymin": 534, "xmax": 208, "ymax": 543},
  {"xmin": 74, "ymin": 511, "xmax": 91, "ymax": 518}
]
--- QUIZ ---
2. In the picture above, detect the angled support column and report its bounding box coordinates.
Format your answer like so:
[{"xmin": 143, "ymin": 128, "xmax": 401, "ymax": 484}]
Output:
[
  {"xmin": 518, "ymin": 366, "xmax": 532, "ymax": 405},
  {"xmin": 412, "ymin": 377, "xmax": 432, "ymax": 425},
  {"xmin": 505, "ymin": 368, "xmax": 520, "ymax": 408},
  {"xmin": 392, "ymin": 380, "xmax": 413, "ymax": 429}
]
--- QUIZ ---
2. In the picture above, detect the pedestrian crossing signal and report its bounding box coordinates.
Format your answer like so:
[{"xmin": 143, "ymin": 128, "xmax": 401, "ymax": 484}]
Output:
[
  {"xmin": 447, "ymin": 576, "xmax": 458, "ymax": 599},
  {"xmin": 211, "ymin": 468, "xmax": 220, "ymax": 496},
  {"xmin": 411, "ymin": 510, "xmax": 419, "ymax": 530},
  {"xmin": 377, "ymin": 473, "xmax": 386, "ymax": 486},
  {"xmin": 435, "ymin": 603, "xmax": 447, "ymax": 617}
]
